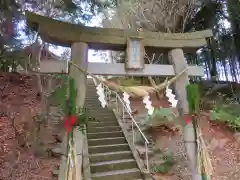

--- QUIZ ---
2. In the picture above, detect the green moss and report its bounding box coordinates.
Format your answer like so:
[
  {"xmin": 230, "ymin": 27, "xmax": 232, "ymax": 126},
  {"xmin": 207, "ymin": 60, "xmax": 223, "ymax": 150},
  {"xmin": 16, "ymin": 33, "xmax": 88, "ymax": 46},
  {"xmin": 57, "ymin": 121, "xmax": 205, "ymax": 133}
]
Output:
[
  {"xmin": 186, "ymin": 84, "xmax": 201, "ymax": 113},
  {"xmin": 152, "ymin": 152, "xmax": 175, "ymax": 174},
  {"xmin": 210, "ymin": 104, "xmax": 240, "ymax": 131}
]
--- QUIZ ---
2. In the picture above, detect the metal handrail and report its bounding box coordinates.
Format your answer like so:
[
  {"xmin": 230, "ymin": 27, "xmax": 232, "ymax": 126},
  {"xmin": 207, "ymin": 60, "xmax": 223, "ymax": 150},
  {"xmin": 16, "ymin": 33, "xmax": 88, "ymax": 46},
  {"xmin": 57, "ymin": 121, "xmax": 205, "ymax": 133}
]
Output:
[
  {"xmin": 113, "ymin": 90, "xmax": 149, "ymax": 144},
  {"xmin": 92, "ymin": 77, "xmax": 149, "ymax": 172}
]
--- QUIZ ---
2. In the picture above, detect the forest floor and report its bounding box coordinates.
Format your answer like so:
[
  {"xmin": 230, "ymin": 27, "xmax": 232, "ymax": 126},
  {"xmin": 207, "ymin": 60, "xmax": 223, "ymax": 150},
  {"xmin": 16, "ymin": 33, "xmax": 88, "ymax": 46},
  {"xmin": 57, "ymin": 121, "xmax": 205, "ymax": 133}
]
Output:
[
  {"xmin": 130, "ymin": 96, "xmax": 240, "ymax": 180},
  {"xmin": 0, "ymin": 73, "xmax": 239, "ymax": 180},
  {"xmin": 0, "ymin": 73, "xmax": 61, "ymax": 180}
]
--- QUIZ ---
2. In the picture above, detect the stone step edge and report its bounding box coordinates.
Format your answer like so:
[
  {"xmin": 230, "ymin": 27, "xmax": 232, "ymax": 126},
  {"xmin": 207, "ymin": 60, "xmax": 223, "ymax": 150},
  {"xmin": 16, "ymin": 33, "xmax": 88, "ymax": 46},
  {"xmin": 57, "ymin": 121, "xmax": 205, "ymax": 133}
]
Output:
[
  {"xmin": 88, "ymin": 137, "xmax": 125, "ymax": 142},
  {"xmin": 91, "ymin": 168, "xmax": 140, "ymax": 177},
  {"xmin": 90, "ymin": 150, "xmax": 132, "ymax": 157},
  {"xmin": 89, "ymin": 143, "xmax": 128, "ymax": 149},
  {"xmin": 91, "ymin": 158, "xmax": 135, "ymax": 166},
  {"xmin": 87, "ymin": 131, "xmax": 122, "ymax": 135},
  {"xmin": 88, "ymin": 126, "xmax": 120, "ymax": 130}
]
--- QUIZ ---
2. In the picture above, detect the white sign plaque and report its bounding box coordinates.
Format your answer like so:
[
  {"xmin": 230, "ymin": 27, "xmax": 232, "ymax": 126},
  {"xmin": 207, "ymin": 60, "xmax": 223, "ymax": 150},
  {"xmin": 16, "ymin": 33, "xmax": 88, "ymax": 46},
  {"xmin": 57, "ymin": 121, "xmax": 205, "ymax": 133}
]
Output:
[{"xmin": 126, "ymin": 37, "xmax": 144, "ymax": 70}]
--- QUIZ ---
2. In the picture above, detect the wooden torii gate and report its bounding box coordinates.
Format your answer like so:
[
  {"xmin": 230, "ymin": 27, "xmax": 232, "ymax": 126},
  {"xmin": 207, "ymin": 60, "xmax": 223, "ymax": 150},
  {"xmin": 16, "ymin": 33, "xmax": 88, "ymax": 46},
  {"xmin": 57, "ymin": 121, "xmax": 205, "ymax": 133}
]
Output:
[{"xmin": 26, "ymin": 11, "xmax": 213, "ymax": 180}]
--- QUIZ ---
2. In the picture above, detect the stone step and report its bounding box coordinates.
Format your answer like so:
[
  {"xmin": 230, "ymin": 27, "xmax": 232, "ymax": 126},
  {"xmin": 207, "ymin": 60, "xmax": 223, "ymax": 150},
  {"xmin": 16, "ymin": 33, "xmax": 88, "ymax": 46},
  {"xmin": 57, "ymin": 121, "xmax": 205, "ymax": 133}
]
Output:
[
  {"xmin": 89, "ymin": 111, "xmax": 116, "ymax": 117},
  {"xmin": 85, "ymin": 95, "xmax": 99, "ymax": 98},
  {"xmin": 51, "ymin": 169, "xmax": 59, "ymax": 177},
  {"xmin": 85, "ymin": 96, "xmax": 102, "ymax": 99},
  {"xmin": 87, "ymin": 101, "xmax": 114, "ymax": 106},
  {"xmin": 86, "ymin": 92, "xmax": 103, "ymax": 95},
  {"xmin": 87, "ymin": 96, "xmax": 115, "ymax": 99},
  {"xmin": 91, "ymin": 168, "xmax": 142, "ymax": 180},
  {"xmin": 86, "ymin": 89, "xmax": 114, "ymax": 93},
  {"xmin": 88, "ymin": 114, "xmax": 116, "ymax": 118},
  {"xmin": 86, "ymin": 92, "xmax": 100, "ymax": 94},
  {"xmin": 86, "ymin": 91, "xmax": 97, "ymax": 93},
  {"xmin": 87, "ymin": 114, "xmax": 116, "ymax": 119},
  {"xmin": 87, "ymin": 121, "xmax": 118, "ymax": 128},
  {"xmin": 88, "ymin": 109, "xmax": 114, "ymax": 113},
  {"xmin": 87, "ymin": 131, "xmax": 124, "ymax": 139},
  {"xmin": 86, "ymin": 104, "xmax": 103, "ymax": 107},
  {"xmin": 86, "ymin": 98, "xmax": 100, "ymax": 102},
  {"xmin": 86, "ymin": 84, "xmax": 143, "ymax": 180},
  {"xmin": 86, "ymin": 101, "xmax": 100, "ymax": 103},
  {"xmin": 88, "ymin": 118, "xmax": 117, "ymax": 123},
  {"xmin": 85, "ymin": 94, "xmax": 100, "ymax": 96},
  {"xmin": 86, "ymin": 105, "xmax": 105, "ymax": 108},
  {"xmin": 86, "ymin": 95, "xmax": 99, "ymax": 97},
  {"xmin": 86, "ymin": 98, "xmax": 106, "ymax": 102},
  {"xmin": 89, "ymin": 143, "xmax": 129, "ymax": 154},
  {"xmin": 90, "ymin": 159, "xmax": 137, "ymax": 174},
  {"xmin": 90, "ymin": 151, "xmax": 133, "ymax": 163},
  {"xmin": 86, "ymin": 102, "xmax": 104, "ymax": 106},
  {"xmin": 86, "ymin": 98, "xmax": 113, "ymax": 102},
  {"xmin": 86, "ymin": 106, "xmax": 108, "ymax": 110},
  {"xmin": 87, "ymin": 126, "xmax": 121, "ymax": 133},
  {"xmin": 49, "ymin": 145, "xmax": 62, "ymax": 158},
  {"xmin": 88, "ymin": 137, "xmax": 126, "ymax": 146}
]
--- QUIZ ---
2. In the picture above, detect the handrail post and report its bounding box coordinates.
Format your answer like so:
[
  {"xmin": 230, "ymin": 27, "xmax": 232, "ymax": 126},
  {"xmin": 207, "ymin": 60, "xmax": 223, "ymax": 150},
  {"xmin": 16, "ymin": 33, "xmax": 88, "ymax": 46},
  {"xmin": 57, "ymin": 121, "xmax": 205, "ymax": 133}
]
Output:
[
  {"xmin": 107, "ymin": 88, "xmax": 109, "ymax": 103},
  {"xmin": 145, "ymin": 141, "xmax": 149, "ymax": 172},
  {"xmin": 122, "ymin": 107, "xmax": 125, "ymax": 123},
  {"xmin": 115, "ymin": 93, "xmax": 118, "ymax": 114},
  {"xmin": 103, "ymin": 87, "xmax": 106, "ymax": 104},
  {"xmin": 108, "ymin": 88, "xmax": 110, "ymax": 102},
  {"xmin": 132, "ymin": 121, "xmax": 135, "ymax": 144},
  {"xmin": 106, "ymin": 88, "xmax": 108, "ymax": 103}
]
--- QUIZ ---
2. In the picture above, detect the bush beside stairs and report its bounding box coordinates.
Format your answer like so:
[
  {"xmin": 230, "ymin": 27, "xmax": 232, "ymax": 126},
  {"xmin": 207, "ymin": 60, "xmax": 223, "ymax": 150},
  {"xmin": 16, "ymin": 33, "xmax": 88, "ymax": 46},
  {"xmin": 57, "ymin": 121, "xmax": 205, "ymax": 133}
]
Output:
[{"xmin": 85, "ymin": 80, "xmax": 145, "ymax": 180}]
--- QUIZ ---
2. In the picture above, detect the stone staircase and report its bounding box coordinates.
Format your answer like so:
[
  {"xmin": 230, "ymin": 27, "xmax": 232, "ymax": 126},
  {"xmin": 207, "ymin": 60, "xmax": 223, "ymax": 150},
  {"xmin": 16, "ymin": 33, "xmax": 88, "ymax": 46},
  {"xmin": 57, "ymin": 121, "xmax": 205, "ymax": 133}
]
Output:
[{"xmin": 85, "ymin": 80, "xmax": 144, "ymax": 180}]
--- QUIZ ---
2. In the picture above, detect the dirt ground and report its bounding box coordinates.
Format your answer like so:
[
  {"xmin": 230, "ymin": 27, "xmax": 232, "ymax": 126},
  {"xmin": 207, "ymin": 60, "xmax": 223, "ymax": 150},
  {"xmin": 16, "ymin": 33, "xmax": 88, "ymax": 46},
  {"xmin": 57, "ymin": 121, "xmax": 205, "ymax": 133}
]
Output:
[
  {"xmin": 0, "ymin": 73, "xmax": 239, "ymax": 180},
  {"xmin": 200, "ymin": 112, "xmax": 240, "ymax": 180},
  {"xmin": 130, "ymin": 94, "xmax": 240, "ymax": 180},
  {"xmin": 0, "ymin": 73, "xmax": 60, "ymax": 180}
]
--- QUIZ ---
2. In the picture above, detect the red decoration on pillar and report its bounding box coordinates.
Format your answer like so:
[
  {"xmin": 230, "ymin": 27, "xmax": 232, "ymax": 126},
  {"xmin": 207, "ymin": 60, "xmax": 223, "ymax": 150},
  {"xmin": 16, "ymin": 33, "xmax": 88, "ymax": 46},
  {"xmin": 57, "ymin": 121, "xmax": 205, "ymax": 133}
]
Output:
[
  {"xmin": 184, "ymin": 114, "xmax": 192, "ymax": 125},
  {"xmin": 64, "ymin": 115, "xmax": 77, "ymax": 133}
]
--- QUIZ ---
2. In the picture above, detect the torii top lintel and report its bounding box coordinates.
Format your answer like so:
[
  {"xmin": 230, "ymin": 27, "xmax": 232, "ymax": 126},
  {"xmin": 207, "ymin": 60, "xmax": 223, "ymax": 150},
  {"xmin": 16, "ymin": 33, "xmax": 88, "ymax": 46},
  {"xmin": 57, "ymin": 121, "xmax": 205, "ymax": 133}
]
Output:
[{"xmin": 25, "ymin": 11, "xmax": 213, "ymax": 51}]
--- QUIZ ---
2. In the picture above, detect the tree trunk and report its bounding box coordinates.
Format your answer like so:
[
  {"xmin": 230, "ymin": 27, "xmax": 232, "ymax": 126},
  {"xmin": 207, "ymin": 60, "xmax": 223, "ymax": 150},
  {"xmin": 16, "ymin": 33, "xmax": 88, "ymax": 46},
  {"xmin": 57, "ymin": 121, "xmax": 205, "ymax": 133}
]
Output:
[
  {"xmin": 206, "ymin": 38, "xmax": 217, "ymax": 81},
  {"xmin": 32, "ymin": 44, "xmax": 44, "ymax": 154},
  {"xmin": 205, "ymin": 58, "xmax": 210, "ymax": 80},
  {"xmin": 228, "ymin": 0, "xmax": 240, "ymax": 65},
  {"xmin": 222, "ymin": 59, "xmax": 228, "ymax": 81},
  {"xmin": 229, "ymin": 57, "xmax": 238, "ymax": 82}
]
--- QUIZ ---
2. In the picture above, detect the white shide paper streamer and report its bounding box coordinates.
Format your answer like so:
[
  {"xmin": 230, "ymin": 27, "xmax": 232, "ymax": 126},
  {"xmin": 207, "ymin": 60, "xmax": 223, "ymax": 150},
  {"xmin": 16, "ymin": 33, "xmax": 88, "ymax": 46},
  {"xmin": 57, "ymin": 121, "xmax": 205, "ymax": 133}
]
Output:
[
  {"xmin": 165, "ymin": 87, "xmax": 178, "ymax": 107},
  {"xmin": 123, "ymin": 92, "xmax": 132, "ymax": 113},
  {"xmin": 96, "ymin": 83, "xmax": 107, "ymax": 108},
  {"xmin": 143, "ymin": 95, "xmax": 154, "ymax": 115}
]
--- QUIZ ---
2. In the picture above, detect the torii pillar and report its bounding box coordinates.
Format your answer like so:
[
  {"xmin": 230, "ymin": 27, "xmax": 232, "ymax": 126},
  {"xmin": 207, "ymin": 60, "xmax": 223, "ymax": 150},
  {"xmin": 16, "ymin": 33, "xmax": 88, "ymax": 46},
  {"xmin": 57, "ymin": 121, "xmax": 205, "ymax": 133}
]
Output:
[
  {"xmin": 169, "ymin": 48, "xmax": 201, "ymax": 180},
  {"xmin": 71, "ymin": 42, "xmax": 88, "ymax": 180}
]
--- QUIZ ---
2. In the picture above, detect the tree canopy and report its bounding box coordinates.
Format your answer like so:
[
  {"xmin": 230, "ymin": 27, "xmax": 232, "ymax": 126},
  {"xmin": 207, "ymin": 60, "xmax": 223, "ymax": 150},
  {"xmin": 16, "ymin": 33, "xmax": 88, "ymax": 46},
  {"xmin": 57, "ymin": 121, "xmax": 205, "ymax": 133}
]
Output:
[
  {"xmin": 102, "ymin": 0, "xmax": 240, "ymax": 82},
  {"xmin": 0, "ymin": 0, "xmax": 116, "ymax": 71}
]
